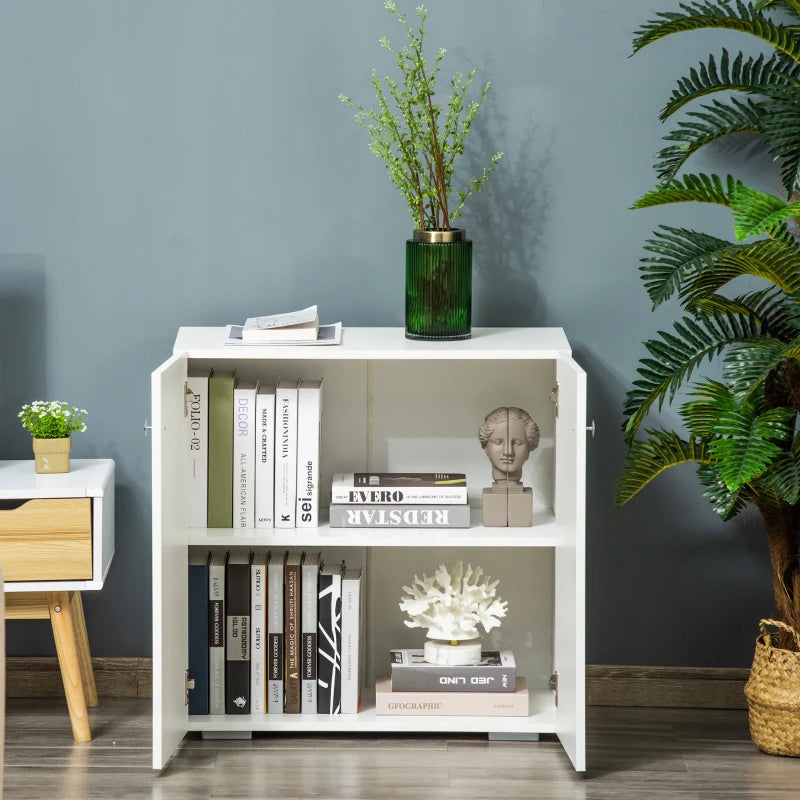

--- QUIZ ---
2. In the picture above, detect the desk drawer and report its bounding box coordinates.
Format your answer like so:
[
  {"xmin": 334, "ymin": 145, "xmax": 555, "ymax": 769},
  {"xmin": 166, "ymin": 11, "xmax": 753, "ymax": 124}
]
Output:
[{"xmin": 0, "ymin": 498, "xmax": 92, "ymax": 581}]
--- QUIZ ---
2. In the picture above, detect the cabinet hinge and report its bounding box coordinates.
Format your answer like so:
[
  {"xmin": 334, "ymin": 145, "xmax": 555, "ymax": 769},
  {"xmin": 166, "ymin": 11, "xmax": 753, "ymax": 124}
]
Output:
[
  {"xmin": 548, "ymin": 671, "xmax": 559, "ymax": 707},
  {"xmin": 549, "ymin": 384, "xmax": 559, "ymax": 416},
  {"xmin": 185, "ymin": 670, "xmax": 196, "ymax": 706}
]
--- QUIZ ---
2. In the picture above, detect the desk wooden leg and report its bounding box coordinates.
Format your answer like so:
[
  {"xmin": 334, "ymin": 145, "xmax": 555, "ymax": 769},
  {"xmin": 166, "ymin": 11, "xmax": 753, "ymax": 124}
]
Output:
[
  {"xmin": 47, "ymin": 591, "xmax": 91, "ymax": 742},
  {"xmin": 70, "ymin": 592, "xmax": 98, "ymax": 707}
]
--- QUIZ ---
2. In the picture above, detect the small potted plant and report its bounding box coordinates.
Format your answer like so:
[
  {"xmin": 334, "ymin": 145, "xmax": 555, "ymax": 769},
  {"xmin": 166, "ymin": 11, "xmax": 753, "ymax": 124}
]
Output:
[
  {"xmin": 340, "ymin": 1, "xmax": 502, "ymax": 341},
  {"xmin": 19, "ymin": 401, "xmax": 88, "ymax": 474}
]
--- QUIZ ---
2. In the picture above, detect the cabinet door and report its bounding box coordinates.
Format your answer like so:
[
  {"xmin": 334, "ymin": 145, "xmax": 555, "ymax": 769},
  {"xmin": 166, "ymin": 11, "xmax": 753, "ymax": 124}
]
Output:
[
  {"xmin": 151, "ymin": 354, "xmax": 189, "ymax": 770},
  {"xmin": 553, "ymin": 356, "xmax": 586, "ymax": 772}
]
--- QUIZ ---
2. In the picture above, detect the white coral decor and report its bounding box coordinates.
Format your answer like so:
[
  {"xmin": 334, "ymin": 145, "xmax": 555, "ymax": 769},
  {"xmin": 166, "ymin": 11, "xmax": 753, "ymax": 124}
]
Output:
[{"xmin": 399, "ymin": 561, "xmax": 508, "ymax": 641}]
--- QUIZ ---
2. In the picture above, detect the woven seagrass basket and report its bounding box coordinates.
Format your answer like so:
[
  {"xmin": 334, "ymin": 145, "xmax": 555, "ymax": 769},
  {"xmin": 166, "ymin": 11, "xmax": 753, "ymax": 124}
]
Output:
[{"xmin": 744, "ymin": 619, "xmax": 800, "ymax": 757}]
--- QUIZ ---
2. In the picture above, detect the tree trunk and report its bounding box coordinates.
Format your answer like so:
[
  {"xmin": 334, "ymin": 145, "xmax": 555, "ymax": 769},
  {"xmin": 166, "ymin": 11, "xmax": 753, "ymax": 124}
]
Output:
[{"xmin": 755, "ymin": 501, "xmax": 800, "ymax": 651}]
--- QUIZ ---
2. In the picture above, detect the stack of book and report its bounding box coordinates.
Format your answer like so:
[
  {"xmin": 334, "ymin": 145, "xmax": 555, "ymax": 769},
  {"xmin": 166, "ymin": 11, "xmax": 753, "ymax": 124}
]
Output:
[
  {"xmin": 185, "ymin": 371, "xmax": 323, "ymax": 530},
  {"xmin": 328, "ymin": 472, "xmax": 471, "ymax": 528},
  {"xmin": 188, "ymin": 550, "xmax": 363, "ymax": 716},
  {"xmin": 375, "ymin": 649, "xmax": 529, "ymax": 716}
]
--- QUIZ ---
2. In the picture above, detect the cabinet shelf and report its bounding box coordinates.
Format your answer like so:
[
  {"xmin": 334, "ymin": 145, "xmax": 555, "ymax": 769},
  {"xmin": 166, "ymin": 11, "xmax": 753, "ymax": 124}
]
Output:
[
  {"xmin": 186, "ymin": 688, "xmax": 556, "ymax": 734},
  {"xmin": 188, "ymin": 508, "xmax": 558, "ymax": 548},
  {"xmin": 152, "ymin": 326, "xmax": 586, "ymax": 772}
]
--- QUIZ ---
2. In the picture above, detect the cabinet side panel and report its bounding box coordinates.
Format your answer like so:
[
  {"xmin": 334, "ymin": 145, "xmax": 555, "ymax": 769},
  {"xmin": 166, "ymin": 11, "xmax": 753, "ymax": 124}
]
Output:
[
  {"xmin": 554, "ymin": 357, "xmax": 586, "ymax": 772},
  {"xmin": 152, "ymin": 354, "xmax": 190, "ymax": 770}
]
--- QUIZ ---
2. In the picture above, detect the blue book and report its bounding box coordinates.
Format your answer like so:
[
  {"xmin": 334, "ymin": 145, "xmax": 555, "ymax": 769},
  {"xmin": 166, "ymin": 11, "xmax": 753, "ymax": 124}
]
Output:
[{"xmin": 188, "ymin": 552, "xmax": 210, "ymax": 715}]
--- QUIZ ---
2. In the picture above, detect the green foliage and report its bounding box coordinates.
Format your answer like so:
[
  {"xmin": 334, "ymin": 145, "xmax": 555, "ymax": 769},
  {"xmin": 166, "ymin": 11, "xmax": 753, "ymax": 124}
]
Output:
[
  {"xmin": 18, "ymin": 401, "xmax": 88, "ymax": 439},
  {"xmin": 339, "ymin": 2, "xmax": 502, "ymax": 231},
  {"xmin": 619, "ymin": 1, "xmax": 800, "ymax": 526}
]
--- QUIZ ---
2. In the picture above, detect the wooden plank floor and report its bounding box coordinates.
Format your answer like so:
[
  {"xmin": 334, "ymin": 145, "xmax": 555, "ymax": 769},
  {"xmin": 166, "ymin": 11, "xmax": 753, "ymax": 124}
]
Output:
[{"xmin": 3, "ymin": 698, "xmax": 800, "ymax": 799}]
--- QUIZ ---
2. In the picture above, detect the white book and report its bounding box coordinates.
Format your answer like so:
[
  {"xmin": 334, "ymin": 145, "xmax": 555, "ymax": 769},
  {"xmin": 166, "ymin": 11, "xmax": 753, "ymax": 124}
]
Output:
[
  {"xmin": 301, "ymin": 551, "xmax": 321, "ymax": 713},
  {"xmin": 242, "ymin": 305, "xmax": 319, "ymax": 342},
  {"xmin": 274, "ymin": 379, "xmax": 299, "ymax": 527},
  {"xmin": 250, "ymin": 553, "xmax": 268, "ymax": 714},
  {"xmin": 186, "ymin": 368, "xmax": 210, "ymax": 527},
  {"xmin": 208, "ymin": 551, "xmax": 226, "ymax": 715},
  {"xmin": 255, "ymin": 385, "xmax": 276, "ymax": 528},
  {"xmin": 267, "ymin": 551, "xmax": 286, "ymax": 713},
  {"xmin": 296, "ymin": 379, "xmax": 323, "ymax": 528},
  {"xmin": 340, "ymin": 567, "xmax": 363, "ymax": 714},
  {"xmin": 233, "ymin": 379, "xmax": 258, "ymax": 529}
]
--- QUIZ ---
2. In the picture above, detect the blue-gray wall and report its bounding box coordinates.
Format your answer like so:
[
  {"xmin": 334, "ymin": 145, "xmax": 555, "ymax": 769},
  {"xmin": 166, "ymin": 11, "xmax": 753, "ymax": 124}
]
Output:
[{"xmin": 0, "ymin": 1, "xmax": 778, "ymax": 666}]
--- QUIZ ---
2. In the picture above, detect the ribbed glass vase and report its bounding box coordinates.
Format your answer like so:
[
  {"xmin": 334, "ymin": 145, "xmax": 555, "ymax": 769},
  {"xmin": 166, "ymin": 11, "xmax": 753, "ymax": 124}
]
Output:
[{"xmin": 405, "ymin": 229, "xmax": 472, "ymax": 341}]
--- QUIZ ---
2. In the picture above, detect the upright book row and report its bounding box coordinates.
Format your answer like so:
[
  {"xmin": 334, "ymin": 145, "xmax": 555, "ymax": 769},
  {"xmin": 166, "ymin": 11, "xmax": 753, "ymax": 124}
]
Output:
[
  {"xmin": 186, "ymin": 370, "xmax": 323, "ymax": 529},
  {"xmin": 188, "ymin": 550, "xmax": 362, "ymax": 716}
]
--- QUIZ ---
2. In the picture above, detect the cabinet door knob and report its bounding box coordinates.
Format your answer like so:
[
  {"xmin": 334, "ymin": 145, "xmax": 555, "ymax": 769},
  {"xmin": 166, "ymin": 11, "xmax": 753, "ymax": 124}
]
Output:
[
  {"xmin": 586, "ymin": 420, "xmax": 595, "ymax": 438},
  {"xmin": 144, "ymin": 419, "xmax": 153, "ymax": 437}
]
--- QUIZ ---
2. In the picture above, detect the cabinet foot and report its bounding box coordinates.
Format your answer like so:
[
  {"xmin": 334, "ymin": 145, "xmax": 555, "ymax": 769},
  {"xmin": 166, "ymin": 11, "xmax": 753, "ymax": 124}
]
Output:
[{"xmin": 488, "ymin": 732, "xmax": 540, "ymax": 742}]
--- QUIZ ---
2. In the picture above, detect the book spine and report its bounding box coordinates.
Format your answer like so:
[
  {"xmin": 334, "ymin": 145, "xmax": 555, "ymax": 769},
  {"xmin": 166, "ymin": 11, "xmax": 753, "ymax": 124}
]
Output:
[
  {"xmin": 233, "ymin": 384, "xmax": 256, "ymax": 529},
  {"xmin": 317, "ymin": 572, "xmax": 342, "ymax": 714},
  {"xmin": 330, "ymin": 487, "xmax": 468, "ymax": 505},
  {"xmin": 188, "ymin": 561, "xmax": 209, "ymax": 715},
  {"xmin": 267, "ymin": 557, "xmax": 284, "ymax": 713},
  {"xmin": 250, "ymin": 561, "xmax": 266, "ymax": 713},
  {"xmin": 208, "ymin": 562, "xmax": 225, "ymax": 715},
  {"xmin": 225, "ymin": 561, "xmax": 250, "ymax": 714},
  {"xmin": 375, "ymin": 679, "xmax": 529, "ymax": 716},
  {"xmin": 329, "ymin": 504, "xmax": 471, "ymax": 528},
  {"xmin": 274, "ymin": 383, "xmax": 298, "ymax": 527},
  {"xmin": 340, "ymin": 573, "xmax": 362, "ymax": 714},
  {"xmin": 255, "ymin": 390, "xmax": 275, "ymax": 528},
  {"xmin": 390, "ymin": 664, "xmax": 517, "ymax": 693},
  {"xmin": 296, "ymin": 382, "xmax": 322, "ymax": 528},
  {"xmin": 284, "ymin": 559, "xmax": 301, "ymax": 713},
  {"xmin": 208, "ymin": 373, "xmax": 234, "ymax": 527},
  {"xmin": 186, "ymin": 374, "xmax": 209, "ymax": 528},
  {"xmin": 301, "ymin": 560, "xmax": 320, "ymax": 713}
]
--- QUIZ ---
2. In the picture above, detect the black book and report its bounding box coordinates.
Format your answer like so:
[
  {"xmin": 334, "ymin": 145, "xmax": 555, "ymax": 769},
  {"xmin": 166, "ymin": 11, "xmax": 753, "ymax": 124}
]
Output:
[
  {"xmin": 317, "ymin": 564, "xmax": 342, "ymax": 714},
  {"xmin": 225, "ymin": 551, "xmax": 251, "ymax": 714}
]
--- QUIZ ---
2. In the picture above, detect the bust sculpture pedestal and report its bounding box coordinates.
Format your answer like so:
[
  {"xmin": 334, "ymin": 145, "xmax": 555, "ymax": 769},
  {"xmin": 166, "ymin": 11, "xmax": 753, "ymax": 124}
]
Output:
[{"xmin": 482, "ymin": 485, "xmax": 533, "ymax": 527}]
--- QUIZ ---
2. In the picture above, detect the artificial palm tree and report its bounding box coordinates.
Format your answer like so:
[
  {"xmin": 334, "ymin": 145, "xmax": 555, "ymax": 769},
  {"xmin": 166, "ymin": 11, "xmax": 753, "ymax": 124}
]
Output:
[{"xmin": 616, "ymin": 0, "xmax": 800, "ymax": 647}]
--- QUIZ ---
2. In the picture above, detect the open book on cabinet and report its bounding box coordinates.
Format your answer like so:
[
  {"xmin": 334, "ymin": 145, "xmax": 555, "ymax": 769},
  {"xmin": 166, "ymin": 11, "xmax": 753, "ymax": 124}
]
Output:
[{"xmin": 151, "ymin": 327, "xmax": 586, "ymax": 771}]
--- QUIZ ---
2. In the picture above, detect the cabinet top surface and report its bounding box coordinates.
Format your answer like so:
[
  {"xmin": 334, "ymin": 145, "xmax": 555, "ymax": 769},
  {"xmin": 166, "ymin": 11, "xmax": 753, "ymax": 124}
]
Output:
[
  {"xmin": 0, "ymin": 458, "xmax": 115, "ymax": 498},
  {"xmin": 174, "ymin": 327, "xmax": 572, "ymax": 359}
]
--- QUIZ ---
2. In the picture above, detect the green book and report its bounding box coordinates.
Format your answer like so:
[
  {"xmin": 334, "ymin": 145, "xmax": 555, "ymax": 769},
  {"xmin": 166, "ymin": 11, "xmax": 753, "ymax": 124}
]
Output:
[{"xmin": 207, "ymin": 370, "xmax": 235, "ymax": 528}]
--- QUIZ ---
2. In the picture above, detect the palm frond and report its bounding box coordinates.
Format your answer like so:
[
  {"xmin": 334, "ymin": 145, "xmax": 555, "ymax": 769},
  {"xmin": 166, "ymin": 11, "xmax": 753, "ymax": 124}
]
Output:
[
  {"xmin": 722, "ymin": 337, "xmax": 791, "ymax": 396},
  {"xmin": 730, "ymin": 183, "xmax": 800, "ymax": 238},
  {"xmin": 678, "ymin": 237, "xmax": 800, "ymax": 307},
  {"xmin": 615, "ymin": 429, "xmax": 712, "ymax": 507},
  {"xmin": 680, "ymin": 379, "xmax": 738, "ymax": 436},
  {"xmin": 708, "ymin": 404, "xmax": 794, "ymax": 489},
  {"xmin": 634, "ymin": 1, "xmax": 800, "ymax": 62},
  {"xmin": 623, "ymin": 312, "xmax": 762, "ymax": 442},
  {"xmin": 757, "ymin": 450, "xmax": 800, "ymax": 503},
  {"xmin": 695, "ymin": 287, "xmax": 797, "ymax": 338},
  {"xmin": 639, "ymin": 226, "xmax": 737, "ymax": 308},
  {"xmin": 754, "ymin": 1, "xmax": 800, "ymax": 22},
  {"xmin": 633, "ymin": 174, "xmax": 740, "ymax": 209},
  {"xmin": 759, "ymin": 98, "xmax": 800, "ymax": 191},
  {"xmin": 655, "ymin": 97, "xmax": 767, "ymax": 185},
  {"xmin": 696, "ymin": 463, "xmax": 749, "ymax": 519},
  {"xmin": 663, "ymin": 49, "xmax": 800, "ymax": 120}
]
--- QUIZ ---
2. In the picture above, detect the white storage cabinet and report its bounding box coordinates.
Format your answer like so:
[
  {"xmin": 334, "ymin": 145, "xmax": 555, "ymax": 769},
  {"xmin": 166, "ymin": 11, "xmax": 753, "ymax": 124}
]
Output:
[{"xmin": 152, "ymin": 327, "xmax": 586, "ymax": 771}]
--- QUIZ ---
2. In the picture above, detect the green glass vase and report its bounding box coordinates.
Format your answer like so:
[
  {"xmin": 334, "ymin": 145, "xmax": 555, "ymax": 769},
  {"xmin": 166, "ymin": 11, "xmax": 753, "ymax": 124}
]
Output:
[{"xmin": 405, "ymin": 229, "xmax": 472, "ymax": 341}]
